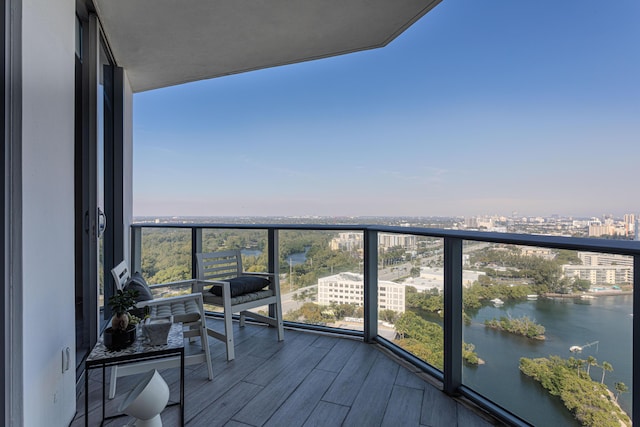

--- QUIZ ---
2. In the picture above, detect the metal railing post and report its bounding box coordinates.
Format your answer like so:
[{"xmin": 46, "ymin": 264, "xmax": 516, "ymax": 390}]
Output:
[
  {"xmin": 192, "ymin": 227, "xmax": 202, "ymax": 279},
  {"xmin": 364, "ymin": 229, "xmax": 378, "ymax": 342},
  {"xmin": 443, "ymin": 237, "xmax": 463, "ymax": 395},
  {"xmin": 268, "ymin": 228, "xmax": 279, "ymax": 319},
  {"xmin": 131, "ymin": 226, "xmax": 142, "ymax": 274}
]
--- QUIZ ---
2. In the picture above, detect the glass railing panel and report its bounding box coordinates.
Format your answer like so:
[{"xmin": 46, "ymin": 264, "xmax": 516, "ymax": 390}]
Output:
[
  {"xmin": 201, "ymin": 228, "xmax": 269, "ymax": 267},
  {"xmin": 148, "ymin": 280, "xmax": 193, "ymax": 299},
  {"xmin": 281, "ymin": 229, "xmax": 364, "ymax": 332},
  {"xmin": 140, "ymin": 227, "xmax": 192, "ymax": 284},
  {"xmin": 386, "ymin": 235, "xmax": 446, "ymax": 371},
  {"xmin": 461, "ymin": 243, "xmax": 633, "ymax": 426}
]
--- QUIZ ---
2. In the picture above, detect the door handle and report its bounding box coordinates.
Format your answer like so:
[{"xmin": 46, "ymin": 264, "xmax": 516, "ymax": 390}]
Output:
[{"xmin": 98, "ymin": 207, "xmax": 107, "ymax": 238}]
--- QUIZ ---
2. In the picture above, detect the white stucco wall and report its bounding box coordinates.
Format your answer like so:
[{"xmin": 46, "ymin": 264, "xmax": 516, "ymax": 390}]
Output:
[{"xmin": 21, "ymin": 0, "xmax": 77, "ymax": 425}]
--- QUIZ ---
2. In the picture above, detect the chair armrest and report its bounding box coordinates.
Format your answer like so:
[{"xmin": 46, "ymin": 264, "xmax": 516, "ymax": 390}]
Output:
[
  {"xmin": 136, "ymin": 292, "xmax": 203, "ymax": 309},
  {"xmin": 148, "ymin": 279, "xmax": 197, "ymax": 290},
  {"xmin": 191, "ymin": 279, "xmax": 223, "ymax": 294},
  {"xmin": 195, "ymin": 280, "xmax": 235, "ymax": 302}
]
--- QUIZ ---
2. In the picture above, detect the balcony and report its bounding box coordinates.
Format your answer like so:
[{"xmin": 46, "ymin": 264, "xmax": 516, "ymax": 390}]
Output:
[
  {"xmin": 73, "ymin": 319, "xmax": 496, "ymax": 426},
  {"xmin": 87, "ymin": 222, "xmax": 639, "ymax": 426}
]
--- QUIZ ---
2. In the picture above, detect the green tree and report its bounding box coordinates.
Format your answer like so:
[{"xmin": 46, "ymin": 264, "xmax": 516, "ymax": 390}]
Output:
[
  {"xmin": 554, "ymin": 250, "xmax": 582, "ymax": 265},
  {"xmin": 601, "ymin": 361, "xmax": 613, "ymax": 384},
  {"xmin": 614, "ymin": 382, "xmax": 628, "ymax": 402},
  {"xmin": 573, "ymin": 278, "xmax": 592, "ymax": 292},
  {"xmin": 586, "ymin": 356, "xmax": 597, "ymax": 376},
  {"xmin": 380, "ymin": 309, "xmax": 398, "ymax": 323},
  {"xmin": 462, "ymin": 342, "xmax": 479, "ymax": 365}
]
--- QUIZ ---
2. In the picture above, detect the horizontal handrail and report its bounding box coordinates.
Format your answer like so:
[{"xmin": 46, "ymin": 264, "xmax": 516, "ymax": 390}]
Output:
[{"xmin": 131, "ymin": 222, "xmax": 640, "ymax": 256}]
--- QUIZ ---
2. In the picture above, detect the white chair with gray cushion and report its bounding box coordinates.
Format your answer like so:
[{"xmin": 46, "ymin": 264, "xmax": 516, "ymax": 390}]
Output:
[
  {"xmin": 108, "ymin": 261, "xmax": 213, "ymax": 399},
  {"xmin": 193, "ymin": 250, "xmax": 284, "ymax": 361}
]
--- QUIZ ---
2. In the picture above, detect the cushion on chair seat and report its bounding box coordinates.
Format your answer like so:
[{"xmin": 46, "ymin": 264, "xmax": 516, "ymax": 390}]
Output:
[
  {"xmin": 209, "ymin": 276, "xmax": 270, "ymax": 297},
  {"xmin": 124, "ymin": 272, "xmax": 154, "ymax": 318},
  {"xmin": 124, "ymin": 272, "xmax": 153, "ymax": 301},
  {"xmin": 149, "ymin": 299, "xmax": 201, "ymax": 323},
  {"xmin": 205, "ymin": 289, "xmax": 275, "ymax": 306}
]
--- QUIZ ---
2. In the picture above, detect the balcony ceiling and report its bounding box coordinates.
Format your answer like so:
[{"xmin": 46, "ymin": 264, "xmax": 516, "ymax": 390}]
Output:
[{"xmin": 94, "ymin": 0, "xmax": 441, "ymax": 92}]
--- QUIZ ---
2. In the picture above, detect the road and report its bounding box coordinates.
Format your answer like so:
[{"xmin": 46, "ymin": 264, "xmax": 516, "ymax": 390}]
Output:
[{"xmin": 281, "ymin": 284, "xmax": 317, "ymax": 314}]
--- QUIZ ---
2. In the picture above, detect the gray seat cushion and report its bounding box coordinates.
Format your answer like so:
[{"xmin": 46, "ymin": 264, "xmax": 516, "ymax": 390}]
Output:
[
  {"xmin": 209, "ymin": 276, "xmax": 270, "ymax": 297},
  {"xmin": 149, "ymin": 299, "xmax": 201, "ymax": 324},
  {"xmin": 205, "ymin": 289, "xmax": 275, "ymax": 306}
]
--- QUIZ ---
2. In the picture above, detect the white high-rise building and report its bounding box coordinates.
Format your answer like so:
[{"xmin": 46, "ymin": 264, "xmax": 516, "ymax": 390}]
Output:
[
  {"xmin": 563, "ymin": 265, "xmax": 632, "ymax": 286},
  {"xmin": 317, "ymin": 272, "xmax": 405, "ymax": 313}
]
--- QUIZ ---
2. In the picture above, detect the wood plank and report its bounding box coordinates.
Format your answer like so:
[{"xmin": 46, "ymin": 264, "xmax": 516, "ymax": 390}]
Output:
[
  {"xmin": 303, "ymin": 401, "xmax": 350, "ymax": 427},
  {"xmin": 232, "ymin": 345, "xmax": 330, "ymax": 426},
  {"xmin": 185, "ymin": 381, "xmax": 263, "ymax": 426},
  {"xmin": 182, "ymin": 354, "xmax": 265, "ymax": 420},
  {"xmin": 315, "ymin": 337, "xmax": 359, "ymax": 373},
  {"xmin": 242, "ymin": 331, "xmax": 318, "ymax": 386},
  {"xmin": 205, "ymin": 318, "xmax": 273, "ymax": 359},
  {"xmin": 309, "ymin": 334, "xmax": 339, "ymax": 349},
  {"xmin": 321, "ymin": 342, "xmax": 378, "ymax": 406},
  {"xmin": 394, "ymin": 365, "xmax": 426, "ymax": 390},
  {"xmin": 456, "ymin": 402, "xmax": 495, "ymax": 427},
  {"xmin": 224, "ymin": 421, "xmax": 255, "ymax": 427},
  {"xmin": 263, "ymin": 369, "xmax": 337, "ymax": 427},
  {"xmin": 245, "ymin": 333, "xmax": 287, "ymax": 360},
  {"xmin": 421, "ymin": 382, "xmax": 458, "ymax": 427},
  {"xmin": 72, "ymin": 323, "xmax": 498, "ymax": 427},
  {"xmin": 342, "ymin": 353, "xmax": 399, "ymax": 427},
  {"xmin": 381, "ymin": 385, "xmax": 424, "ymax": 427}
]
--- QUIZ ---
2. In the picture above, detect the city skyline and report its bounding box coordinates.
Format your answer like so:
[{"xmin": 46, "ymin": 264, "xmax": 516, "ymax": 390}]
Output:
[{"xmin": 133, "ymin": 1, "xmax": 639, "ymax": 218}]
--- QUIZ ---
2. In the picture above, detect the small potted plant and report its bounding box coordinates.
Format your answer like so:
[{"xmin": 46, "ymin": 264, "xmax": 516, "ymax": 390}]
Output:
[{"xmin": 103, "ymin": 289, "xmax": 140, "ymax": 350}]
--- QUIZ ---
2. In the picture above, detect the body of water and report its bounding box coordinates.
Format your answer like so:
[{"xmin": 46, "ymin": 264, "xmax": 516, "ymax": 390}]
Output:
[
  {"xmin": 287, "ymin": 247, "xmax": 310, "ymax": 266},
  {"xmin": 240, "ymin": 249, "xmax": 262, "ymax": 258},
  {"xmin": 240, "ymin": 248, "xmax": 309, "ymax": 266},
  {"xmin": 463, "ymin": 295, "xmax": 633, "ymax": 425}
]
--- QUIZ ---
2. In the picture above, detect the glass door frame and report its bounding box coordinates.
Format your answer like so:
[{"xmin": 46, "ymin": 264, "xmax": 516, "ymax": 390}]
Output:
[{"xmin": 75, "ymin": 3, "xmax": 125, "ymax": 378}]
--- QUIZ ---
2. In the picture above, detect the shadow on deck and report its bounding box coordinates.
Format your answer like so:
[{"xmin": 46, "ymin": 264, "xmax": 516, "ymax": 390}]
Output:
[{"xmin": 72, "ymin": 318, "xmax": 501, "ymax": 426}]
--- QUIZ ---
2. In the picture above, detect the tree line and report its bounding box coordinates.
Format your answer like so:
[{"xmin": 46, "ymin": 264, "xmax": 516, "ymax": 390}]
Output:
[{"xmin": 137, "ymin": 228, "xmax": 360, "ymax": 286}]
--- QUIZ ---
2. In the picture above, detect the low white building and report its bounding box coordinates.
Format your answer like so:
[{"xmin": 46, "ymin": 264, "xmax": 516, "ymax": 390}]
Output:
[
  {"xmin": 563, "ymin": 265, "xmax": 632, "ymax": 286},
  {"xmin": 330, "ymin": 232, "xmax": 363, "ymax": 251},
  {"xmin": 379, "ymin": 233, "xmax": 417, "ymax": 251},
  {"xmin": 405, "ymin": 267, "xmax": 485, "ymax": 293},
  {"xmin": 317, "ymin": 272, "xmax": 405, "ymax": 313},
  {"xmin": 578, "ymin": 252, "xmax": 633, "ymax": 267}
]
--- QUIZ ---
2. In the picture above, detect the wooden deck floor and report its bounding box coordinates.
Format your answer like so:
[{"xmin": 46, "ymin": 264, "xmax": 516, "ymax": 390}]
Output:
[{"xmin": 72, "ymin": 318, "xmax": 500, "ymax": 427}]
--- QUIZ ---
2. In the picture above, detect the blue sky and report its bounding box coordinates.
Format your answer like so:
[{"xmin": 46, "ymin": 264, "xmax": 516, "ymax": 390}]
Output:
[{"xmin": 133, "ymin": 0, "xmax": 639, "ymax": 218}]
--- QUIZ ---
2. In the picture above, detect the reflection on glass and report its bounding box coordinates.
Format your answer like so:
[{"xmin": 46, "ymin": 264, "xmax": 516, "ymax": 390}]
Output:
[
  {"xmin": 97, "ymin": 40, "xmax": 112, "ymax": 318},
  {"xmin": 279, "ymin": 230, "xmax": 363, "ymax": 331}
]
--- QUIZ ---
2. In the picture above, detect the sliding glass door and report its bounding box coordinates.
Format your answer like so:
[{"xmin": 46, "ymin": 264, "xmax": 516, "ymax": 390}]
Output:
[{"xmin": 74, "ymin": 6, "xmax": 123, "ymax": 376}]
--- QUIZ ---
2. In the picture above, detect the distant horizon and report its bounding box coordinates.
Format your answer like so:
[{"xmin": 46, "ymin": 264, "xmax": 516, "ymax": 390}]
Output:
[
  {"xmin": 133, "ymin": 211, "xmax": 638, "ymax": 220},
  {"xmin": 133, "ymin": 1, "xmax": 639, "ymax": 219}
]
